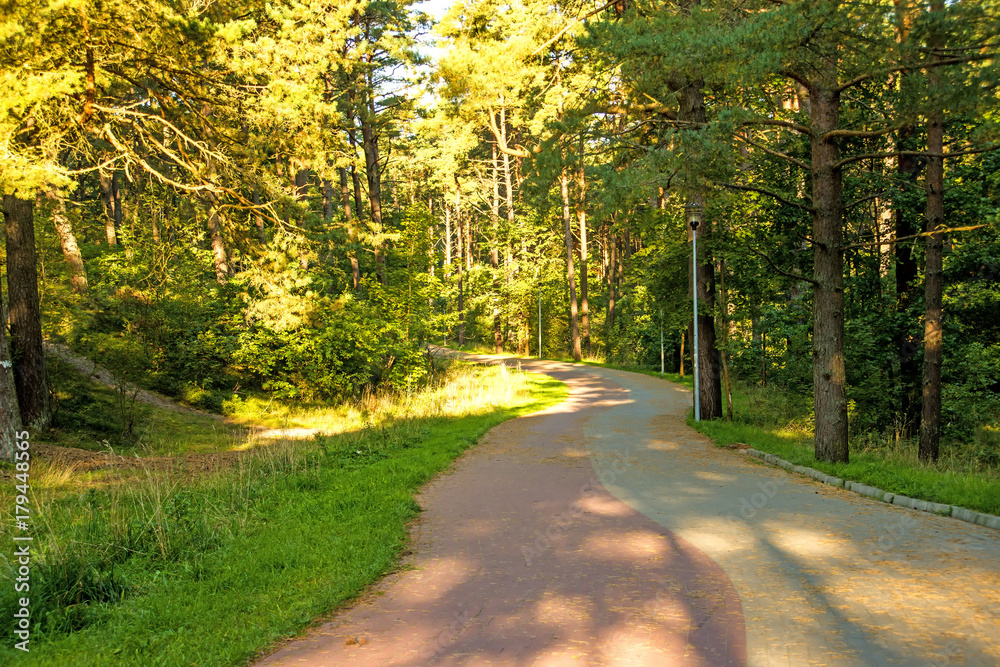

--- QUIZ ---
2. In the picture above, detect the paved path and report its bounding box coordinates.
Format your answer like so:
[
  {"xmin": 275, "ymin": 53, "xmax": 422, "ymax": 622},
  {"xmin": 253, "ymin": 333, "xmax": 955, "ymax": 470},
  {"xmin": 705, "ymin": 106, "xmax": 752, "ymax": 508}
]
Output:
[{"xmin": 257, "ymin": 353, "xmax": 1000, "ymax": 666}]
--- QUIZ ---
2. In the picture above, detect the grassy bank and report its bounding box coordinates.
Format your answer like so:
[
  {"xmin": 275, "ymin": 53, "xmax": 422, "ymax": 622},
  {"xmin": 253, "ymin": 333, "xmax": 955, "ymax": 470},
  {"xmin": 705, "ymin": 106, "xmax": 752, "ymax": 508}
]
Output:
[
  {"xmin": 0, "ymin": 362, "xmax": 567, "ymax": 666},
  {"xmin": 689, "ymin": 381, "xmax": 1000, "ymax": 516}
]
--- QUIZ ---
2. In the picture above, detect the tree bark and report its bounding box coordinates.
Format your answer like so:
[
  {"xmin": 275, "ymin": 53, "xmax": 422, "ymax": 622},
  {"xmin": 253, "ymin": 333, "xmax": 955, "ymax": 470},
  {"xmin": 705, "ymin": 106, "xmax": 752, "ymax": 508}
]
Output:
[
  {"xmin": 3, "ymin": 195, "xmax": 51, "ymax": 431},
  {"xmin": 203, "ymin": 193, "xmax": 231, "ymax": 284},
  {"xmin": 920, "ymin": 7, "xmax": 945, "ymax": 462},
  {"xmin": 894, "ymin": 0, "xmax": 921, "ymax": 437},
  {"xmin": 491, "ymin": 143, "xmax": 502, "ymax": 353},
  {"xmin": 719, "ymin": 259, "xmax": 733, "ymax": 421},
  {"xmin": 0, "ymin": 287, "xmax": 22, "ymax": 460},
  {"xmin": 455, "ymin": 180, "xmax": 465, "ymax": 346},
  {"xmin": 339, "ymin": 167, "xmax": 360, "ymax": 288},
  {"xmin": 100, "ymin": 171, "xmax": 117, "ymax": 245},
  {"xmin": 577, "ymin": 139, "xmax": 590, "ymax": 357},
  {"xmin": 607, "ymin": 230, "xmax": 617, "ymax": 331},
  {"xmin": 361, "ymin": 118, "xmax": 386, "ymax": 284},
  {"xmin": 252, "ymin": 187, "xmax": 267, "ymax": 245},
  {"xmin": 323, "ymin": 178, "xmax": 333, "ymax": 221},
  {"xmin": 49, "ymin": 193, "xmax": 88, "ymax": 294},
  {"xmin": 561, "ymin": 165, "xmax": 582, "ymax": 361},
  {"xmin": 112, "ymin": 170, "xmax": 123, "ymax": 237},
  {"xmin": 681, "ymin": 77, "xmax": 722, "ymax": 420},
  {"xmin": 810, "ymin": 76, "xmax": 850, "ymax": 464}
]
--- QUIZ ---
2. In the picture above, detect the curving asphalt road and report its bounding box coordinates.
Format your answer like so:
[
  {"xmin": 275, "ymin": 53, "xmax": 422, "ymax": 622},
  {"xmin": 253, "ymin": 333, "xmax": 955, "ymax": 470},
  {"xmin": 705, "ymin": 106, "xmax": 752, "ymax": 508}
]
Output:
[{"xmin": 257, "ymin": 352, "xmax": 1000, "ymax": 667}]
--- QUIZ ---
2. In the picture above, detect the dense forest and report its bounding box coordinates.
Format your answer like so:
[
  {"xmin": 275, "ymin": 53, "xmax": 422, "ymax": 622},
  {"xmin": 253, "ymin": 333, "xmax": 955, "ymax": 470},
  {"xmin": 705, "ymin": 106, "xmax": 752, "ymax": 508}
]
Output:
[{"xmin": 2, "ymin": 0, "xmax": 999, "ymax": 472}]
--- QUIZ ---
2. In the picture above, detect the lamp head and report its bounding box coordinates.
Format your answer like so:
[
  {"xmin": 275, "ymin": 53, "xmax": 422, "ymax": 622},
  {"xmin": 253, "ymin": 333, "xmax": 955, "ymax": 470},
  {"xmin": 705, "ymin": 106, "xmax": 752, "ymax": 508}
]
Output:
[{"xmin": 684, "ymin": 202, "xmax": 704, "ymax": 230}]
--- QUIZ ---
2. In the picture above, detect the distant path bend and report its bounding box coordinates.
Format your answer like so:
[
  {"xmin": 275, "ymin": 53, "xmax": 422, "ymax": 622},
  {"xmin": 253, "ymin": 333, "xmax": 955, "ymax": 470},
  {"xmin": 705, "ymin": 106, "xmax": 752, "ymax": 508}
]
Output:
[{"xmin": 259, "ymin": 350, "xmax": 1000, "ymax": 667}]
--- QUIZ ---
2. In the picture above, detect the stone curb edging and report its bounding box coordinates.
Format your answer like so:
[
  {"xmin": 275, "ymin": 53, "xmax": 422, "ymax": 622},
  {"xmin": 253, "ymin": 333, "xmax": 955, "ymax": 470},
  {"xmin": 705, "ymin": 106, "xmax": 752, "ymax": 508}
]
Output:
[{"xmin": 742, "ymin": 448, "xmax": 1000, "ymax": 532}]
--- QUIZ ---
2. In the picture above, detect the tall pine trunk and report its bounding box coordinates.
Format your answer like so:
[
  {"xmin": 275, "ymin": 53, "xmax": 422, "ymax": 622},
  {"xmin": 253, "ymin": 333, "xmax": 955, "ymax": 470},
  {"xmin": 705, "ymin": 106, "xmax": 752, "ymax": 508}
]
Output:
[
  {"xmin": 339, "ymin": 168, "xmax": 360, "ymax": 288},
  {"xmin": 49, "ymin": 194, "xmax": 88, "ymax": 294},
  {"xmin": 361, "ymin": 115, "xmax": 386, "ymax": 284},
  {"xmin": 561, "ymin": 165, "xmax": 582, "ymax": 362},
  {"xmin": 681, "ymin": 78, "xmax": 722, "ymax": 420},
  {"xmin": 920, "ymin": 5, "xmax": 945, "ymax": 462},
  {"xmin": 810, "ymin": 76, "xmax": 850, "ymax": 464},
  {"xmin": 894, "ymin": 0, "xmax": 921, "ymax": 437},
  {"xmin": 203, "ymin": 193, "xmax": 231, "ymax": 284},
  {"xmin": 455, "ymin": 181, "xmax": 465, "ymax": 346},
  {"xmin": 3, "ymin": 195, "xmax": 51, "ymax": 431},
  {"xmin": 491, "ymin": 143, "xmax": 502, "ymax": 353},
  {"xmin": 577, "ymin": 141, "xmax": 590, "ymax": 357},
  {"xmin": 100, "ymin": 171, "xmax": 117, "ymax": 245}
]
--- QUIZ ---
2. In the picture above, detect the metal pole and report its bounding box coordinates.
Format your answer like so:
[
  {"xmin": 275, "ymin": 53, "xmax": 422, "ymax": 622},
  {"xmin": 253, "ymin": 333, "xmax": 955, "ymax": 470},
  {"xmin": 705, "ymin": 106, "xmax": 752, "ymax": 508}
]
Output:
[
  {"xmin": 538, "ymin": 286, "xmax": 542, "ymax": 359},
  {"xmin": 660, "ymin": 307, "xmax": 664, "ymax": 375},
  {"xmin": 537, "ymin": 268, "xmax": 542, "ymax": 359},
  {"xmin": 692, "ymin": 226, "xmax": 701, "ymax": 422}
]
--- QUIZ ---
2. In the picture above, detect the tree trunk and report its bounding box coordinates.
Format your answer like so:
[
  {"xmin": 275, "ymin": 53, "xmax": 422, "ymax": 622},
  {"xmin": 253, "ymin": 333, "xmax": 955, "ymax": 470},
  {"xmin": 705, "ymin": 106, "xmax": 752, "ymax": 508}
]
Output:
[
  {"xmin": 920, "ymin": 11, "xmax": 945, "ymax": 462},
  {"xmin": 112, "ymin": 170, "xmax": 123, "ymax": 237},
  {"xmin": 0, "ymin": 286, "xmax": 22, "ymax": 460},
  {"xmin": 2, "ymin": 195, "xmax": 51, "ymax": 431},
  {"xmin": 361, "ymin": 119, "xmax": 386, "ymax": 284},
  {"xmin": 339, "ymin": 168, "xmax": 360, "ymax": 289},
  {"xmin": 455, "ymin": 181, "xmax": 465, "ymax": 346},
  {"xmin": 252, "ymin": 187, "xmax": 267, "ymax": 245},
  {"xmin": 561, "ymin": 165, "xmax": 582, "ymax": 362},
  {"xmin": 719, "ymin": 259, "xmax": 733, "ymax": 421},
  {"xmin": 444, "ymin": 201, "xmax": 452, "ymax": 272},
  {"xmin": 491, "ymin": 143, "xmax": 502, "ymax": 353},
  {"xmin": 100, "ymin": 171, "xmax": 117, "ymax": 245},
  {"xmin": 894, "ymin": 0, "xmax": 921, "ymax": 437},
  {"xmin": 810, "ymin": 78, "xmax": 849, "ymax": 464},
  {"xmin": 679, "ymin": 331, "xmax": 685, "ymax": 378},
  {"xmin": 681, "ymin": 78, "xmax": 722, "ymax": 420},
  {"xmin": 204, "ymin": 194, "xmax": 231, "ymax": 284},
  {"xmin": 607, "ymin": 231, "xmax": 617, "ymax": 331},
  {"xmin": 577, "ymin": 141, "xmax": 590, "ymax": 357},
  {"xmin": 323, "ymin": 178, "xmax": 333, "ymax": 221},
  {"xmin": 49, "ymin": 194, "xmax": 88, "ymax": 294}
]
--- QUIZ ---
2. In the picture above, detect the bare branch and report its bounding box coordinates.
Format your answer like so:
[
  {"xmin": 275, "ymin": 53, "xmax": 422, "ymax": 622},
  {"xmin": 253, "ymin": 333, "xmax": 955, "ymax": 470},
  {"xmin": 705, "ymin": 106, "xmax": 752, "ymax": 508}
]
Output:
[
  {"xmin": 836, "ymin": 53, "xmax": 998, "ymax": 94},
  {"xmin": 715, "ymin": 181, "xmax": 815, "ymax": 213},
  {"xmin": 735, "ymin": 133, "xmax": 811, "ymax": 170},
  {"xmin": 529, "ymin": 0, "xmax": 621, "ymax": 58},
  {"xmin": 834, "ymin": 144, "xmax": 1000, "ymax": 170},
  {"xmin": 821, "ymin": 125, "xmax": 903, "ymax": 142},
  {"xmin": 842, "ymin": 224, "xmax": 989, "ymax": 250},
  {"xmin": 747, "ymin": 243, "xmax": 818, "ymax": 286},
  {"xmin": 741, "ymin": 118, "xmax": 811, "ymax": 135}
]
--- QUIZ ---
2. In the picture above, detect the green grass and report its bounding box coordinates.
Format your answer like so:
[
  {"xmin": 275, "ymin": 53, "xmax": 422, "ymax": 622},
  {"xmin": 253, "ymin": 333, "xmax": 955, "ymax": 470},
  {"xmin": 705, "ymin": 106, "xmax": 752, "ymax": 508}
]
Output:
[
  {"xmin": 0, "ymin": 362, "xmax": 567, "ymax": 666},
  {"xmin": 687, "ymin": 381, "xmax": 1000, "ymax": 516}
]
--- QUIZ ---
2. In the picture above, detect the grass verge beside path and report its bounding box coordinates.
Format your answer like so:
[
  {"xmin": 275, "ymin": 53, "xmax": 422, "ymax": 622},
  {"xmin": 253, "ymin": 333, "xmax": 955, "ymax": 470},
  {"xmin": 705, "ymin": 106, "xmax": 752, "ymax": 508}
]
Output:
[
  {"xmin": 693, "ymin": 409, "xmax": 1000, "ymax": 518},
  {"xmin": 0, "ymin": 363, "xmax": 567, "ymax": 666},
  {"xmin": 686, "ymin": 383, "xmax": 1000, "ymax": 517}
]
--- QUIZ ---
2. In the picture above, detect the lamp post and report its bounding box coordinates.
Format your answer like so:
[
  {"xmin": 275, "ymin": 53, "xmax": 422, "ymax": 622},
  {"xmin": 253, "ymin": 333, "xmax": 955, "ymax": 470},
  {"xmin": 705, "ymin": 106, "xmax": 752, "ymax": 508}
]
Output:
[
  {"xmin": 685, "ymin": 202, "xmax": 704, "ymax": 422},
  {"xmin": 537, "ymin": 266, "xmax": 542, "ymax": 359}
]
